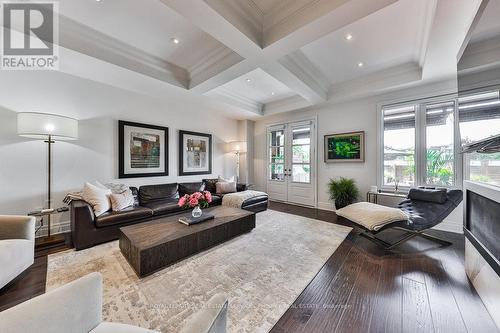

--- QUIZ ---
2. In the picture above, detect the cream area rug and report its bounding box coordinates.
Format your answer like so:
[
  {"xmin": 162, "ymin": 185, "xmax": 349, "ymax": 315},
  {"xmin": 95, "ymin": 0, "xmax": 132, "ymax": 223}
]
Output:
[{"xmin": 47, "ymin": 210, "xmax": 351, "ymax": 333}]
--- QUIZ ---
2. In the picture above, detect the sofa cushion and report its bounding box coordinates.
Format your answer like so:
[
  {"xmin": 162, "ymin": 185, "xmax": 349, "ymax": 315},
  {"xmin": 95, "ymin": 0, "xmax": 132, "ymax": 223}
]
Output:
[
  {"xmin": 139, "ymin": 183, "xmax": 178, "ymax": 205},
  {"xmin": 179, "ymin": 182, "xmax": 206, "ymax": 197},
  {"xmin": 142, "ymin": 199, "xmax": 184, "ymax": 216},
  {"xmin": 95, "ymin": 206, "xmax": 153, "ymax": 228},
  {"xmin": 241, "ymin": 195, "xmax": 268, "ymax": 208},
  {"xmin": 0, "ymin": 239, "xmax": 34, "ymax": 289},
  {"xmin": 210, "ymin": 195, "xmax": 222, "ymax": 206}
]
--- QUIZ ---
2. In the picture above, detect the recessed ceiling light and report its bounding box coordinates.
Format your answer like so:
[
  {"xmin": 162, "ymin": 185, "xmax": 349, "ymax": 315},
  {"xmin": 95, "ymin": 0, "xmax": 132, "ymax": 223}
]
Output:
[
  {"xmin": 95, "ymin": 0, "xmax": 102, "ymax": 2},
  {"xmin": 345, "ymin": 34, "xmax": 353, "ymax": 41},
  {"xmin": 246, "ymin": 78, "xmax": 251, "ymax": 83},
  {"xmin": 358, "ymin": 62, "xmax": 364, "ymax": 67},
  {"xmin": 271, "ymin": 92, "xmax": 275, "ymax": 95},
  {"xmin": 171, "ymin": 38, "xmax": 180, "ymax": 44}
]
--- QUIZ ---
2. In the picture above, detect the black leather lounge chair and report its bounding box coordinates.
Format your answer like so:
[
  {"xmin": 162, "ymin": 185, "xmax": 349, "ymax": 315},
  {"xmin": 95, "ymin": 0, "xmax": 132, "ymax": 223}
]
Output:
[{"xmin": 357, "ymin": 188, "xmax": 463, "ymax": 250}]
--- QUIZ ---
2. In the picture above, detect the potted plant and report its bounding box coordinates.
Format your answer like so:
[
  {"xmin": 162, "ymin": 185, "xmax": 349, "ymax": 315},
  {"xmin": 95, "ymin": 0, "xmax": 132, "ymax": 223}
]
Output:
[{"xmin": 328, "ymin": 177, "xmax": 359, "ymax": 209}]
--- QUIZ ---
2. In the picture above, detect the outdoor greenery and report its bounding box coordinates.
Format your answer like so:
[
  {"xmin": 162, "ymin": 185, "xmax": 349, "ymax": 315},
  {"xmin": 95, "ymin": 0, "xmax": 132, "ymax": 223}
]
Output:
[
  {"xmin": 328, "ymin": 177, "xmax": 359, "ymax": 209},
  {"xmin": 426, "ymin": 150, "xmax": 454, "ymax": 185}
]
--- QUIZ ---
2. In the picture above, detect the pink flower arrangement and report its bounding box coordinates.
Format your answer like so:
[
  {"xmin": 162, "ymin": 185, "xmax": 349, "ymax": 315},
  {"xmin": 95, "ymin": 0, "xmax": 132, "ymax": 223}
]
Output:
[{"xmin": 178, "ymin": 191, "xmax": 212, "ymax": 209}]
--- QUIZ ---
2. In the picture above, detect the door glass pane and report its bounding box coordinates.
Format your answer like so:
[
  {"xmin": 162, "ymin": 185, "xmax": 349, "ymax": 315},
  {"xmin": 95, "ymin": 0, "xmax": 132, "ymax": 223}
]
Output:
[
  {"xmin": 293, "ymin": 127, "xmax": 310, "ymax": 145},
  {"xmin": 459, "ymin": 91, "xmax": 500, "ymax": 186},
  {"xmin": 383, "ymin": 105, "xmax": 416, "ymax": 186},
  {"xmin": 293, "ymin": 145, "xmax": 310, "ymax": 163},
  {"xmin": 269, "ymin": 130, "xmax": 285, "ymax": 146},
  {"xmin": 269, "ymin": 164, "xmax": 284, "ymax": 181},
  {"xmin": 292, "ymin": 165, "xmax": 310, "ymax": 183},
  {"xmin": 425, "ymin": 101, "xmax": 455, "ymax": 186},
  {"xmin": 270, "ymin": 147, "xmax": 285, "ymax": 163}
]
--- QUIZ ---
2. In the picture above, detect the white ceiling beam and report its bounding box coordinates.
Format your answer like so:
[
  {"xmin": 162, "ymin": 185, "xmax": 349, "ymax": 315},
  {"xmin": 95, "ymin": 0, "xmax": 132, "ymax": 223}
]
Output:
[
  {"xmin": 421, "ymin": 0, "xmax": 483, "ymax": 82},
  {"xmin": 162, "ymin": 0, "xmax": 398, "ymax": 107}
]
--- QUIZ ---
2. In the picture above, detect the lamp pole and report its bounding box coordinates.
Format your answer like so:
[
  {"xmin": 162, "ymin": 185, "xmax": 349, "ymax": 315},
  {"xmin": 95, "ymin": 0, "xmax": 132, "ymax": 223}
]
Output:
[
  {"xmin": 44, "ymin": 134, "xmax": 54, "ymax": 238},
  {"xmin": 235, "ymin": 150, "xmax": 240, "ymax": 183}
]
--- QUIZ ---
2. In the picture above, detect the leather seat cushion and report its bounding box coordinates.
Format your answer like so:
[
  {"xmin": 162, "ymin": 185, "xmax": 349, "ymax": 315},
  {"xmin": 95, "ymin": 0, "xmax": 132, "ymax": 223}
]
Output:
[
  {"xmin": 95, "ymin": 206, "xmax": 153, "ymax": 227},
  {"xmin": 142, "ymin": 199, "xmax": 184, "ymax": 216},
  {"xmin": 139, "ymin": 183, "xmax": 178, "ymax": 205},
  {"xmin": 210, "ymin": 195, "xmax": 222, "ymax": 205},
  {"xmin": 241, "ymin": 195, "xmax": 269, "ymax": 207},
  {"xmin": 179, "ymin": 182, "xmax": 206, "ymax": 197}
]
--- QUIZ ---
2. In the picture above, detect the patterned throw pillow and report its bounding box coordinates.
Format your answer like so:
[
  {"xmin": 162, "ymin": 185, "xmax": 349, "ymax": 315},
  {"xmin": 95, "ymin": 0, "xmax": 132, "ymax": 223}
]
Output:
[
  {"xmin": 216, "ymin": 181, "xmax": 237, "ymax": 194},
  {"xmin": 109, "ymin": 189, "xmax": 135, "ymax": 211}
]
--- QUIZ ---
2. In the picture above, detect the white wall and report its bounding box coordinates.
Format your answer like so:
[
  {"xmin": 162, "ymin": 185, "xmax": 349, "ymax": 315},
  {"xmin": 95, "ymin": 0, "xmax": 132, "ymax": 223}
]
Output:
[
  {"xmin": 253, "ymin": 79, "xmax": 464, "ymax": 233},
  {"xmin": 0, "ymin": 70, "xmax": 239, "ymax": 234}
]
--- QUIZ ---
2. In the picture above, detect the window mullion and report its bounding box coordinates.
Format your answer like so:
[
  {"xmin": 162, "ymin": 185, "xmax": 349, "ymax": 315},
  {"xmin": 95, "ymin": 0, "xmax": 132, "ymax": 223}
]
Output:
[{"xmin": 415, "ymin": 103, "xmax": 426, "ymax": 186}]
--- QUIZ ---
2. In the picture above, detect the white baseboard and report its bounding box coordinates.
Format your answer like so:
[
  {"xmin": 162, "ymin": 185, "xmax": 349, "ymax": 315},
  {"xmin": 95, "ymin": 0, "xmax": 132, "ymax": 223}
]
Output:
[{"xmin": 317, "ymin": 201, "xmax": 335, "ymax": 211}]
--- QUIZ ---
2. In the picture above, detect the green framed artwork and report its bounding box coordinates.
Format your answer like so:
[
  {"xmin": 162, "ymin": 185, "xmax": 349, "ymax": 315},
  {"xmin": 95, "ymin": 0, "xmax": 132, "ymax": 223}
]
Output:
[{"xmin": 324, "ymin": 131, "xmax": 365, "ymax": 162}]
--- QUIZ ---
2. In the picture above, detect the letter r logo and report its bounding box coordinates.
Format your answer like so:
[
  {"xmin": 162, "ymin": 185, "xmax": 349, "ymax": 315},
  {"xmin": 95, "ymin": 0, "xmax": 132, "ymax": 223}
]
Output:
[{"xmin": 3, "ymin": 3, "xmax": 54, "ymax": 56}]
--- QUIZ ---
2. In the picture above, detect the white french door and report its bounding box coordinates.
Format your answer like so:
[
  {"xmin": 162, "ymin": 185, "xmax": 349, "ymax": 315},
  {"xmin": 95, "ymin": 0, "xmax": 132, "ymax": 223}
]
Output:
[{"xmin": 267, "ymin": 120, "xmax": 316, "ymax": 206}]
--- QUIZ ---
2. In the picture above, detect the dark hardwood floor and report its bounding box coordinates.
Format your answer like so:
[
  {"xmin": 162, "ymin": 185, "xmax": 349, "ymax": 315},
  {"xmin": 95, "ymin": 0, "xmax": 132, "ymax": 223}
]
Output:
[
  {"xmin": 268, "ymin": 201, "xmax": 498, "ymax": 333},
  {"xmin": 1, "ymin": 202, "xmax": 497, "ymax": 333}
]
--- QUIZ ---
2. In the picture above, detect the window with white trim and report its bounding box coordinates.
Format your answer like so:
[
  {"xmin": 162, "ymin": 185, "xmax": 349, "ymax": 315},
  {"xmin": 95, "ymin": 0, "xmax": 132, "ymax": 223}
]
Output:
[
  {"xmin": 459, "ymin": 90, "xmax": 500, "ymax": 186},
  {"xmin": 381, "ymin": 98, "xmax": 458, "ymax": 189},
  {"xmin": 380, "ymin": 89, "xmax": 500, "ymax": 189}
]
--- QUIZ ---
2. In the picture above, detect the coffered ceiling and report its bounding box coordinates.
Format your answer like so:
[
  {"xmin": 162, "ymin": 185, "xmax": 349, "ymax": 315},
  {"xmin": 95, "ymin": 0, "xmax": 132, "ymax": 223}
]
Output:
[{"xmin": 3, "ymin": 0, "xmax": 485, "ymax": 119}]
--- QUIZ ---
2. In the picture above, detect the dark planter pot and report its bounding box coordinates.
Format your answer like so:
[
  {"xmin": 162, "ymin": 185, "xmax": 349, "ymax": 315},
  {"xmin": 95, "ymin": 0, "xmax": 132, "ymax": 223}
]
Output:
[{"xmin": 335, "ymin": 199, "xmax": 351, "ymax": 210}]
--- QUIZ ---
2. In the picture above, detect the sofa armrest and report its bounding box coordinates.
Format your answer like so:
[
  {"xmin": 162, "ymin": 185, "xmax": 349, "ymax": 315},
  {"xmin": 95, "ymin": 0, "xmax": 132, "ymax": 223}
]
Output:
[
  {"xmin": 71, "ymin": 200, "xmax": 96, "ymax": 250},
  {"xmin": 180, "ymin": 293, "xmax": 228, "ymax": 333},
  {"xmin": 0, "ymin": 215, "xmax": 35, "ymax": 241},
  {"xmin": 236, "ymin": 184, "xmax": 248, "ymax": 192},
  {"xmin": 0, "ymin": 272, "xmax": 103, "ymax": 333}
]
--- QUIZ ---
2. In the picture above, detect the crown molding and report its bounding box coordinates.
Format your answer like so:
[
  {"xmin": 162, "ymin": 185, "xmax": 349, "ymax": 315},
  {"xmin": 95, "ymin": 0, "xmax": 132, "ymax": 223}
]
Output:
[
  {"xmin": 189, "ymin": 45, "xmax": 244, "ymax": 88},
  {"xmin": 204, "ymin": 0, "xmax": 263, "ymax": 46},
  {"xmin": 263, "ymin": 95, "xmax": 311, "ymax": 115},
  {"xmin": 458, "ymin": 34, "xmax": 500, "ymax": 74},
  {"xmin": 58, "ymin": 15, "xmax": 189, "ymax": 88},
  {"xmin": 280, "ymin": 50, "xmax": 330, "ymax": 98},
  {"xmin": 329, "ymin": 62, "xmax": 423, "ymax": 102},
  {"xmin": 205, "ymin": 86, "xmax": 263, "ymax": 115}
]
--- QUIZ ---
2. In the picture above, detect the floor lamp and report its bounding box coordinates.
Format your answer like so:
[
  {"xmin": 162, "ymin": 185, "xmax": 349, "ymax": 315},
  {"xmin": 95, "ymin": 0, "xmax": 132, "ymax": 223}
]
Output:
[
  {"xmin": 228, "ymin": 141, "xmax": 247, "ymax": 183},
  {"xmin": 17, "ymin": 112, "xmax": 78, "ymax": 243}
]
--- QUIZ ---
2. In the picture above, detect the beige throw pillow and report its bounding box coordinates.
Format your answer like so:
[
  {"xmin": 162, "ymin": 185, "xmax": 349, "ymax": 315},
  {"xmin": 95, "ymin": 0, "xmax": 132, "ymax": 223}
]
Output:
[
  {"xmin": 216, "ymin": 181, "xmax": 237, "ymax": 194},
  {"xmin": 109, "ymin": 189, "xmax": 135, "ymax": 211},
  {"xmin": 336, "ymin": 202, "xmax": 409, "ymax": 231},
  {"xmin": 82, "ymin": 182, "xmax": 111, "ymax": 217}
]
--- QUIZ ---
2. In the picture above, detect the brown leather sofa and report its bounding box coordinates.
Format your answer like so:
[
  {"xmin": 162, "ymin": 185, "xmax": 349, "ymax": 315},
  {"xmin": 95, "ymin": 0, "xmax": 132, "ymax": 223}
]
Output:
[{"xmin": 71, "ymin": 179, "xmax": 268, "ymax": 250}]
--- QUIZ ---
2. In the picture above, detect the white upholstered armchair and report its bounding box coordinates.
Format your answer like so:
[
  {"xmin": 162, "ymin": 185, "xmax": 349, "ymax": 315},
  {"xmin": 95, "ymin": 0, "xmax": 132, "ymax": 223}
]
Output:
[
  {"xmin": 0, "ymin": 272, "xmax": 228, "ymax": 333},
  {"xmin": 0, "ymin": 215, "xmax": 35, "ymax": 289}
]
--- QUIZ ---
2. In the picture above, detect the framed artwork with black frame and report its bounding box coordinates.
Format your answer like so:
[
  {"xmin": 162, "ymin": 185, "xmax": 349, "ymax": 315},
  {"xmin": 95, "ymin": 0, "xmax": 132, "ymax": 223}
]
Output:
[
  {"xmin": 179, "ymin": 130, "xmax": 212, "ymax": 176},
  {"xmin": 119, "ymin": 120, "xmax": 169, "ymax": 178},
  {"xmin": 324, "ymin": 131, "xmax": 365, "ymax": 163}
]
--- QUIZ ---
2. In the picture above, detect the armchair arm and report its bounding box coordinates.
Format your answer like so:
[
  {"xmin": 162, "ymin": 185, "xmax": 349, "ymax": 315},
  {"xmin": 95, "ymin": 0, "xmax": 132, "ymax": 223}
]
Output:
[
  {"xmin": 0, "ymin": 215, "xmax": 35, "ymax": 241},
  {"xmin": 0, "ymin": 272, "xmax": 103, "ymax": 333},
  {"xmin": 180, "ymin": 293, "xmax": 228, "ymax": 333}
]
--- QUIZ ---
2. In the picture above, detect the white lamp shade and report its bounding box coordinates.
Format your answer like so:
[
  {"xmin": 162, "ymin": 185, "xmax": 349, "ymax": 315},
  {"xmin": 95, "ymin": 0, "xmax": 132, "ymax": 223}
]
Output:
[
  {"xmin": 17, "ymin": 112, "xmax": 78, "ymax": 140},
  {"xmin": 227, "ymin": 141, "xmax": 247, "ymax": 153}
]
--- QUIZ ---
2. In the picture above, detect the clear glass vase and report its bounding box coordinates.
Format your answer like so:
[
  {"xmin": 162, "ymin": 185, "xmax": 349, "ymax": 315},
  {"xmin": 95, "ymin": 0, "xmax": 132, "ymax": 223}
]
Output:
[{"xmin": 192, "ymin": 205, "xmax": 202, "ymax": 218}]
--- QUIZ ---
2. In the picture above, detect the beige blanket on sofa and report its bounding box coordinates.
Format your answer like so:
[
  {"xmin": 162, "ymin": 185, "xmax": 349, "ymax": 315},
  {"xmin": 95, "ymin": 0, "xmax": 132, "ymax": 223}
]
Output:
[
  {"xmin": 335, "ymin": 202, "xmax": 409, "ymax": 231},
  {"xmin": 222, "ymin": 190, "xmax": 267, "ymax": 208}
]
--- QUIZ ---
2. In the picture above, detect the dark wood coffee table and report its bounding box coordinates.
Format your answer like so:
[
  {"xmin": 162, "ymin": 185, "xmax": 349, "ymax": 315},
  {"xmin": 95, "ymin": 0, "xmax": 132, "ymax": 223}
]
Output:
[{"xmin": 119, "ymin": 206, "xmax": 256, "ymax": 277}]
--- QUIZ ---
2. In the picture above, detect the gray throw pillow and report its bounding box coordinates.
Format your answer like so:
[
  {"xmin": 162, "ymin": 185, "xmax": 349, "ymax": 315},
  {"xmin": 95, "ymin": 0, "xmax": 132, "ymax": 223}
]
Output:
[{"xmin": 216, "ymin": 181, "xmax": 237, "ymax": 194}]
